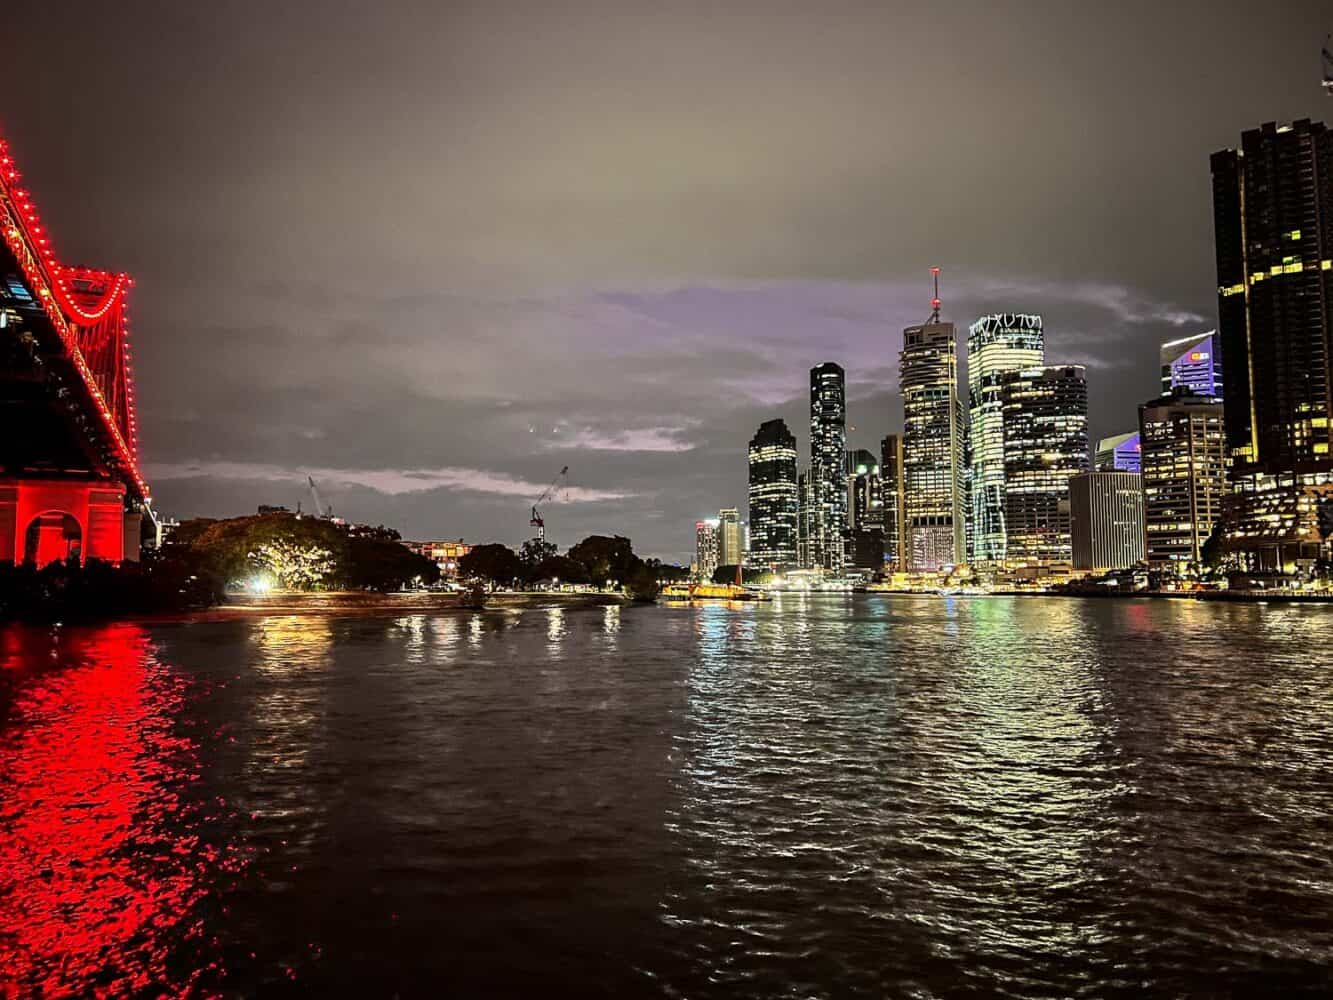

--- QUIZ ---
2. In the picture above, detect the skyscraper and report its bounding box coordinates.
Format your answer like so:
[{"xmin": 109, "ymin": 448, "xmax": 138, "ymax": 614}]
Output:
[
  {"xmin": 879, "ymin": 433, "xmax": 906, "ymax": 571},
  {"xmin": 747, "ymin": 418, "xmax": 799, "ymax": 571},
  {"xmin": 717, "ymin": 507, "xmax": 743, "ymax": 568},
  {"xmin": 797, "ymin": 466, "xmax": 814, "ymax": 569},
  {"xmin": 1160, "ymin": 332, "xmax": 1222, "ymax": 398},
  {"xmin": 1212, "ymin": 119, "xmax": 1333, "ymax": 571},
  {"xmin": 844, "ymin": 448, "xmax": 881, "ymax": 530},
  {"xmin": 694, "ymin": 519, "xmax": 719, "ymax": 580},
  {"xmin": 809, "ymin": 362, "xmax": 847, "ymax": 572},
  {"xmin": 1095, "ymin": 432, "xmax": 1142, "ymax": 474},
  {"xmin": 1000, "ymin": 365, "xmax": 1089, "ymax": 565},
  {"xmin": 967, "ymin": 313, "xmax": 1045, "ymax": 564},
  {"xmin": 1069, "ymin": 471, "xmax": 1146, "ymax": 572},
  {"xmin": 900, "ymin": 286, "xmax": 966, "ymax": 572},
  {"xmin": 1138, "ymin": 390, "xmax": 1226, "ymax": 571}
]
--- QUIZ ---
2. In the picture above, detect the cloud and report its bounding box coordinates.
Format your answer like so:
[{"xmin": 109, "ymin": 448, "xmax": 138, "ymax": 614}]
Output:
[
  {"xmin": 560, "ymin": 425, "xmax": 696, "ymax": 452},
  {"xmin": 146, "ymin": 461, "xmax": 633, "ymax": 502}
]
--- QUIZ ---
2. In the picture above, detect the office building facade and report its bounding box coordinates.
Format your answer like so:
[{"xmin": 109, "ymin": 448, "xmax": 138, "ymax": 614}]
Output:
[
  {"xmin": 880, "ymin": 434, "xmax": 906, "ymax": 571},
  {"xmin": 717, "ymin": 507, "xmax": 743, "ymax": 568},
  {"xmin": 747, "ymin": 418, "xmax": 799, "ymax": 570},
  {"xmin": 694, "ymin": 519, "xmax": 719, "ymax": 580},
  {"xmin": 967, "ymin": 313, "xmax": 1045, "ymax": 564},
  {"xmin": 1069, "ymin": 472, "xmax": 1146, "ymax": 571},
  {"xmin": 1212, "ymin": 119, "xmax": 1333, "ymax": 570},
  {"xmin": 900, "ymin": 321, "xmax": 967, "ymax": 570},
  {"xmin": 809, "ymin": 363, "xmax": 848, "ymax": 572},
  {"xmin": 1138, "ymin": 390, "xmax": 1227, "ymax": 571},
  {"xmin": 1000, "ymin": 365, "xmax": 1089, "ymax": 565},
  {"xmin": 1160, "ymin": 331, "xmax": 1222, "ymax": 398},
  {"xmin": 1095, "ymin": 431, "xmax": 1142, "ymax": 474}
]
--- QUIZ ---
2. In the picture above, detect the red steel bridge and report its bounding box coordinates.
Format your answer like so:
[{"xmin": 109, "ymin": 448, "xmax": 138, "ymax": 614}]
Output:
[{"xmin": 0, "ymin": 131, "xmax": 149, "ymax": 566}]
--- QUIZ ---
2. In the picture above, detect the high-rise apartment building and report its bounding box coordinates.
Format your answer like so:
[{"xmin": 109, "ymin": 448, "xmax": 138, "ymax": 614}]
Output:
[
  {"xmin": 796, "ymin": 466, "xmax": 814, "ymax": 570},
  {"xmin": 717, "ymin": 507, "xmax": 743, "ymax": 568},
  {"xmin": 1212, "ymin": 119, "xmax": 1333, "ymax": 570},
  {"xmin": 1138, "ymin": 390, "xmax": 1227, "ymax": 571},
  {"xmin": 1095, "ymin": 432, "xmax": 1142, "ymax": 474},
  {"xmin": 747, "ymin": 418, "xmax": 799, "ymax": 570},
  {"xmin": 694, "ymin": 519, "xmax": 719, "ymax": 580},
  {"xmin": 900, "ymin": 312, "xmax": 966, "ymax": 571},
  {"xmin": 1069, "ymin": 471, "xmax": 1146, "ymax": 572},
  {"xmin": 1160, "ymin": 332, "xmax": 1222, "ymax": 398},
  {"xmin": 967, "ymin": 313, "xmax": 1045, "ymax": 564},
  {"xmin": 809, "ymin": 363, "xmax": 848, "ymax": 572},
  {"xmin": 1000, "ymin": 365, "xmax": 1089, "ymax": 565},
  {"xmin": 879, "ymin": 434, "xmax": 906, "ymax": 571}
]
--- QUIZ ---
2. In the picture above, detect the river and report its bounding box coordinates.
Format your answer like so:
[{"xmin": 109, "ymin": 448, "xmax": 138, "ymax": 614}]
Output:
[{"xmin": 1, "ymin": 595, "xmax": 1331, "ymax": 997}]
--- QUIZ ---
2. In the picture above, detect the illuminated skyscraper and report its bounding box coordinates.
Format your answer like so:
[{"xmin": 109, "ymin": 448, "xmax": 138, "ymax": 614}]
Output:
[
  {"xmin": 746, "ymin": 418, "xmax": 799, "ymax": 570},
  {"xmin": 1095, "ymin": 431, "xmax": 1142, "ymax": 474},
  {"xmin": 1000, "ymin": 365, "xmax": 1089, "ymax": 565},
  {"xmin": 1160, "ymin": 332, "xmax": 1222, "ymax": 398},
  {"xmin": 880, "ymin": 433, "xmax": 906, "ymax": 571},
  {"xmin": 1069, "ymin": 471, "xmax": 1146, "ymax": 571},
  {"xmin": 694, "ymin": 519, "xmax": 719, "ymax": 580},
  {"xmin": 1138, "ymin": 390, "xmax": 1226, "ymax": 571},
  {"xmin": 1212, "ymin": 119, "xmax": 1333, "ymax": 570},
  {"xmin": 900, "ymin": 280, "xmax": 967, "ymax": 571},
  {"xmin": 809, "ymin": 362, "xmax": 847, "ymax": 572},
  {"xmin": 844, "ymin": 448, "xmax": 880, "ymax": 529},
  {"xmin": 717, "ymin": 507, "xmax": 743, "ymax": 567},
  {"xmin": 967, "ymin": 313, "xmax": 1045, "ymax": 564}
]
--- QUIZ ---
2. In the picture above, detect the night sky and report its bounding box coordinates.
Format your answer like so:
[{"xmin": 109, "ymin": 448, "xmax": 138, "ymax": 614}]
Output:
[{"xmin": 6, "ymin": 2, "xmax": 1331, "ymax": 562}]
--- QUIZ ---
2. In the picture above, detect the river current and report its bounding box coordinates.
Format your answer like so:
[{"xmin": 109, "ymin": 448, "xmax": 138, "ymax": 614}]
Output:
[{"xmin": 1, "ymin": 595, "xmax": 1331, "ymax": 997}]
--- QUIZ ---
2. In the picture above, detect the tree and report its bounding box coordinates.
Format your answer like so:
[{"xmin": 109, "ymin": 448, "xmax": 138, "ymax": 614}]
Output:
[
  {"xmin": 249, "ymin": 540, "xmax": 337, "ymax": 589},
  {"xmin": 520, "ymin": 538, "xmax": 558, "ymax": 569},
  {"xmin": 519, "ymin": 538, "xmax": 559, "ymax": 583},
  {"xmin": 457, "ymin": 543, "xmax": 523, "ymax": 590},
  {"xmin": 644, "ymin": 557, "xmax": 690, "ymax": 582},
  {"xmin": 711, "ymin": 564, "xmax": 768, "ymax": 585},
  {"xmin": 568, "ymin": 535, "xmax": 641, "ymax": 587},
  {"xmin": 624, "ymin": 563, "xmax": 661, "ymax": 602},
  {"xmin": 346, "ymin": 536, "xmax": 440, "ymax": 591},
  {"xmin": 533, "ymin": 554, "xmax": 590, "ymax": 585}
]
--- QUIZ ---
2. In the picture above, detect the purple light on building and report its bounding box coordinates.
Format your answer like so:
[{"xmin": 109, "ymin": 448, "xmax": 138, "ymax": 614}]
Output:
[
  {"xmin": 1161, "ymin": 331, "xmax": 1222, "ymax": 398},
  {"xmin": 1096, "ymin": 432, "xmax": 1141, "ymax": 474}
]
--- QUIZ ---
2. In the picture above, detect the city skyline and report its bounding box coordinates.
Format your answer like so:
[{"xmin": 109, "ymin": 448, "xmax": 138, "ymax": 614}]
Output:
[{"xmin": 4, "ymin": 3, "xmax": 1331, "ymax": 565}]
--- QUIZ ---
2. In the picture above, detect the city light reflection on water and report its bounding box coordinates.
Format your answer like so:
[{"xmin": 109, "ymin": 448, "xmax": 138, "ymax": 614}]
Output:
[{"xmin": 1, "ymin": 597, "xmax": 1332, "ymax": 997}]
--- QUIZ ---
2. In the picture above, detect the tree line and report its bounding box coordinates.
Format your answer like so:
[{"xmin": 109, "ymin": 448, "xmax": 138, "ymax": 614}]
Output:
[{"xmin": 458, "ymin": 535, "xmax": 688, "ymax": 600}]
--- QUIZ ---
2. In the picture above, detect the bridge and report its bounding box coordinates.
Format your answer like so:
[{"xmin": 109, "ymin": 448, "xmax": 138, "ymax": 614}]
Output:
[{"xmin": 0, "ymin": 131, "xmax": 149, "ymax": 567}]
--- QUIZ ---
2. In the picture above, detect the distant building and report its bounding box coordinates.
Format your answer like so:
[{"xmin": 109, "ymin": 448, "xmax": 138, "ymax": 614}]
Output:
[
  {"xmin": 847, "ymin": 527, "xmax": 886, "ymax": 572},
  {"xmin": 1160, "ymin": 331, "xmax": 1222, "ymax": 398},
  {"xmin": 1138, "ymin": 390, "xmax": 1226, "ymax": 571},
  {"xmin": 809, "ymin": 363, "xmax": 848, "ymax": 572},
  {"xmin": 901, "ymin": 317, "xmax": 966, "ymax": 571},
  {"xmin": 408, "ymin": 539, "xmax": 472, "ymax": 578},
  {"xmin": 257, "ymin": 504, "xmax": 291, "ymax": 515},
  {"xmin": 1001, "ymin": 365, "xmax": 1089, "ymax": 566},
  {"xmin": 1069, "ymin": 472, "xmax": 1146, "ymax": 572},
  {"xmin": 695, "ymin": 519, "xmax": 720, "ymax": 580},
  {"xmin": 1212, "ymin": 119, "xmax": 1333, "ymax": 571},
  {"xmin": 967, "ymin": 313, "xmax": 1045, "ymax": 564},
  {"xmin": 717, "ymin": 507, "xmax": 743, "ymax": 567},
  {"xmin": 1095, "ymin": 431, "xmax": 1142, "ymax": 474},
  {"xmin": 879, "ymin": 434, "xmax": 906, "ymax": 571},
  {"xmin": 796, "ymin": 466, "xmax": 815, "ymax": 570},
  {"xmin": 844, "ymin": 448, "xmax": 881, "ymax": 530},
  {"xmin": 747, "ymin": 418, "xmax": 799, "ymax": 570}
]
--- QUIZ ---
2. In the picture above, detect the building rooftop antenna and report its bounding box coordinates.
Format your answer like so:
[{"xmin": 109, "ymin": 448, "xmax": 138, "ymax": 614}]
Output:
[{"xmin": 928, "ymin": 266, "xmax": 942, "ymax": 323}]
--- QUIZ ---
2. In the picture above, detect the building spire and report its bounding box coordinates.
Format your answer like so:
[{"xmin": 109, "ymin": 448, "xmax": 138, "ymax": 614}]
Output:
[{"xmin": 929, "ymin": 266, "xmax": 942, "ymax": 323}]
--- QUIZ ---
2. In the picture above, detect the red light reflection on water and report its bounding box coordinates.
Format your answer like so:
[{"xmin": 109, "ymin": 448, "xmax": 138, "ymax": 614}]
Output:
[{"xmin": 0, "ymin": 624, "xmax": 237, "ymax": 997}]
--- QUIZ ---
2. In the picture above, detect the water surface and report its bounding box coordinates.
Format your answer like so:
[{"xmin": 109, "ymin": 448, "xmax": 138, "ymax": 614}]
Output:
[{"xmin": 1, "ymin": 596, "xmax": 1331, "ymax": 996}]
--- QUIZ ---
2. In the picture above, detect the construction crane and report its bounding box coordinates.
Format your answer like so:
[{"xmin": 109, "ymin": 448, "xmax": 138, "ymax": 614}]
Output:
[
  {"xmin": 1323, "ymin": 35, "xmax": 1333, "ymax": 95},
  {"xmin": 530, "ymin": 466, "xmax": 569, "ymax": 543},
  {"xmin": 307, "ymin": 476, "xmax": 329, "ymax": 519}
]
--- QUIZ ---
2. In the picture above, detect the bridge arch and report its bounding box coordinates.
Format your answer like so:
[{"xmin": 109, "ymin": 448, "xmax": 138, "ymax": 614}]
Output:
[{"xmin": 22, "ymin": 510, "xmax": 83, "ymax": 567}]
